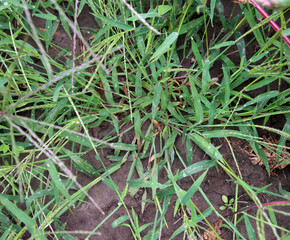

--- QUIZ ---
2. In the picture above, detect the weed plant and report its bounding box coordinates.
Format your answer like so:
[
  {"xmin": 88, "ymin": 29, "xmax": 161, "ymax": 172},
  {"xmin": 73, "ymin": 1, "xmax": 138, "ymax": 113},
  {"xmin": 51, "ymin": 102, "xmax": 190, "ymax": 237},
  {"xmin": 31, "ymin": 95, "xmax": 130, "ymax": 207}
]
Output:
[{"xmin": 0, "ymin": 0, "xmax": 289, "ymax": 239}]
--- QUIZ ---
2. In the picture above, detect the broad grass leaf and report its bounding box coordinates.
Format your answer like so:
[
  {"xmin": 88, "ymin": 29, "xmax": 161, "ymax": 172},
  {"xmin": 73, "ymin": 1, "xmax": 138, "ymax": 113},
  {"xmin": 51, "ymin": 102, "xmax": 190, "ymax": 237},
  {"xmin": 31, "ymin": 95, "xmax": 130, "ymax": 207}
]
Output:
[
  {"xmin": 201, "ymin": 60, "xmax": 210, "ymax": 94},
  {"xmin": 246, "ymin": 77, "xmax": 276, "ymax": 91},
  {"xmin": 152, "ymin": 165, "xmax": 158, "ymax": 197},
  {"xmin": 93, "ymin": 14, "xmax": 133, "ymax": 31},
  {"xmin": 210, "ymin": 0, "xmax": 217, "ymax": 26},
  {"xmin": 101, "ymin": 75, "xmax": 114, "ymax": 105},
  {"xmin": 62, "ymin": 148, "xmax": 101, "ymax": 177},
  {"xmin": 235, "ymin": 31, "xmax": 246, "ymax": 61},
  {"xmin": 181, "ymin": 170, "xmax": 207, "ymax": 205},
  {"xmin": 134, "ymin": 110, "xmax": 152, "ymax": 141},
  {"xmin": 78, "ymin": 0, "xmax": 87, "ymax": 16},
  {"xmin": 210, "ymin": 41, "xmax": 235, "ymax": 49},
  {"xmin": 203, "ymin": 129, "xmax": 259, "ymax": 141},
  {"xmin": 0, "ymin": 195, "xmax": 46, "ymax": 239},
  {"xmin": 236, "ymin": 91, "xmax": 278, "ymax": 111},
  {"xmin": 191, "ymin": 38, "xmax": 203, "ymax": 69},
  {"xmin": 244, "ymin": 216, "xmax": 257, "ymax": 240},
  {"xmin": 150, "ymin": 32, "xmax": 178, "ymax": 62},
  {"xmin": 222, "ymin": 65, "xmax": 230, "ymax": 108},
  {"xmin": 276, "ymin": 114, "xmax": 290, "ymax": 161},
  {"xmin": 114, "ymin": 143, "xmax": 138, "ymax": 151},
  {"xmin": 170, "ymin": 225, "xmax": 185, "ymax": 239},
  {"xmin": 157, "ymin": 5, "xmax": 172, "ymax": 15},
  {"xmin": 112, "ymin": 215, "xmax": 130, "ymax": 228},
  {"xmin": 173, "ymin": 17, "xmax": 203, "ymax": 35},
  {"xmin": 45, "ymin": 98, "xmax": 68, "ymax": 123},
  {"xmin": 152, "ymin": 82, "xmax": 162, "ymax": 120},
  {"xmin": 189, "ymin": 78, "xmax": 204, "ymax": 123},
  {"xmin": 128, "ymin": 178, "xmax": 169, "ymax": 189},
  {"xmin": 127, "ymin": 10, "xmax": 159, "ymax": 21},
  {"xmin": 167, "ymin": 102, "xmax": 186, "ymax": 123},
  {"xmin": 25, "ymin": 189, "xmax": 54, "ymax": 209},
  {"xmin": 47, "ymin": 160, "xmax": 72, "ymax": 202},
  {"xmin": 163, "ymin": 130, "xmax": 178, "ymax": 150},
  {"xmin": 135, "ymin": 71, "xmax": 143, "ymax": 98},
  {"xmin": 34, "ymin": 12, "xmax": 57, "ymax": 21},
  {"xmin": 243, "ymin": 7, "xmax": 264, "ymax": 46},
  {"xmin": 177, "ymin": 160, "xmax": 216, "ymax": 180},
  {"xmin": 191, "ymin": 133, "xmax": 223, "ymax": 161},
  {"xmin": 186, "ymin": 136, "xmax": 193, "ymax": 165}
]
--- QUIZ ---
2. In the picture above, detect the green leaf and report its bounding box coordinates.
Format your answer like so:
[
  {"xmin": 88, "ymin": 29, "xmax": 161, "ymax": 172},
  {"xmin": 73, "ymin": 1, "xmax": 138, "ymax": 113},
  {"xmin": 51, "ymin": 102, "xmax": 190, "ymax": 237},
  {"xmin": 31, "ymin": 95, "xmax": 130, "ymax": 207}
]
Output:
[
  {"xmin": 277, "ymin": 114, "xmax": 290, "ymax": 162},
  {"xmin": 210, "ymin": 41, "xmax": 235, "ymax": 49},
  {"xmin": 114, "ymin": 143, "xmax": 138, "ymax": 151},
  {"xmin": 127, "ymin": 10, "xmax": 159, "ymax": 21},
  {"xmin": 0, "ymin": 195, "xmax": 46, "ymax": 239},
  {"xmin": 190, "ymin": 78, "xmax": 204, "ymax": 123},
  {"xmin": 191, "ymin": 38, "xmax": 203, "ymax": 69},
  {"xmin": 93, "ymin": 14, "xmax": 133, "ymax": 31},
  {"xmin": 201, "ymin": 60, "xmax": 210, "ymax": 94},
  {"xmin": 167, "ymin": 102, "xmax": 186, "ymax": 123},
  {"xmin": 34, "ymin": 12, "xmax": 57, "ymax": 21},
  {"xmin": 177, "ymin": 161, "xmax": 216, "ymax": 180},
  {"xmin": 245, "ymin": 216, "xmax": 257, "ymax": 240},
  {"xmin": 219, "ymin": 206, "xmax": 226, "ymax": 210},
  {"xmin": 47, "ymin": 160, "xmax": 72, "ymax": 201},
  {"xmin": 181, "ymin": 170, "xmax": 207, "ymax": 205},
  {"xmin": 190, "ymin": 133, "xmax": 223, "ymax": 161},
  {"xmin": 152, "ymin": 83, "xmax": 162, "ymax": 120},
  {"xmin": 236, "ymin": 91, "xmax": 278, "ymax": 111},
  {"xmin": 150, "ymin": 32, "xmax": 179, "ymax": 62},
  {"xmin": 62, "ymin": 148, "xmax": 101, "ymax": 177},
  {"xmin": 246, "ymin": 77, "xmax": 277, "ymax": 91},
  {"xmin": 112, "ymin": 215, "xmax": 130, "ymax": 228},
  {"xmin": 156, "ymin": 5, "xmax": 172, "ymax": 15},
  {"xmin": 222, "ymin": 195, "xmax": 228, "ymax": 204}
]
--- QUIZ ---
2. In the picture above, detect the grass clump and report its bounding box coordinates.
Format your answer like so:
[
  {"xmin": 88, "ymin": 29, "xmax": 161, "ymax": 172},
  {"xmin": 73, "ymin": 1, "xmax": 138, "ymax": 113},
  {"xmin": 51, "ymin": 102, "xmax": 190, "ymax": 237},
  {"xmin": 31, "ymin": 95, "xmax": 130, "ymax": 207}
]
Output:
[{"xmin": 0, "ymin": 0, "xmax": 289, "ymax": 239}]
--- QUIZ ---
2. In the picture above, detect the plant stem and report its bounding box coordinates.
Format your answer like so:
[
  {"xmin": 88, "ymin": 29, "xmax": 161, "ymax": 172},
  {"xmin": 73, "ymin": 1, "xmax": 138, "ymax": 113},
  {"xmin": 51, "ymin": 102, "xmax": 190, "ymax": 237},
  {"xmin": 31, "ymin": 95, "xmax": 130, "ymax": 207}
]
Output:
[{"xmin": 251, "ymin": 0, "xmax": 290, "ymax": 46}]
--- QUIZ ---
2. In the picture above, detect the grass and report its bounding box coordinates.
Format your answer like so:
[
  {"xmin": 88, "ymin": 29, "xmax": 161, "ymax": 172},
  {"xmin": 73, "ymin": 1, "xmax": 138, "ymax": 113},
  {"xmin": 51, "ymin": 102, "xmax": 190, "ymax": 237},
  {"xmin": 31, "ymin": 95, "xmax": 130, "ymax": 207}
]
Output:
[{"xmin": 0, "ymin": 0, "xmax": 290, "ymax": 239}]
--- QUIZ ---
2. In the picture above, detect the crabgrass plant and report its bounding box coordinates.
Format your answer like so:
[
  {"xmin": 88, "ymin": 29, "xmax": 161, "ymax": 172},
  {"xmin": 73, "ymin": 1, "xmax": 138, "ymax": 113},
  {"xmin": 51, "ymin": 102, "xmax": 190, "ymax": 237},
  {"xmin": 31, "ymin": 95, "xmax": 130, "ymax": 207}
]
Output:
[{"xmin": 0, "ymin": 0, "xmax": 290, "ymax": 239}]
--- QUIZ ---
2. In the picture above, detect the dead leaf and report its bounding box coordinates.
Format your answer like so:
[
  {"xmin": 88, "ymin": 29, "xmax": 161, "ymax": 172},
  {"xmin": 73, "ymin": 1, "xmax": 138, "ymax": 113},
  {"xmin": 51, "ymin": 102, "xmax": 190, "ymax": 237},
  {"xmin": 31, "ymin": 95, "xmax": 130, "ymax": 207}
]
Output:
[
  {"xmin": 201, "ymin": 219, "xmax": 223, "ymax": 240},
  {"xmin": 153, "ymin": 120, "xmax": 164, "ymax": 133},
  {"xmin": 235, "ymin": 136, "xmax": 290, "ymax": 172}
]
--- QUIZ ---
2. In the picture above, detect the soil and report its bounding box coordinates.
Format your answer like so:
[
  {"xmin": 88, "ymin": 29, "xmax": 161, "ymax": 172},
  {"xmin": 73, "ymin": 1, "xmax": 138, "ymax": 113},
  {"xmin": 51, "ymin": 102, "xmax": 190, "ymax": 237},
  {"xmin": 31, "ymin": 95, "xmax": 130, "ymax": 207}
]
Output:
[{"xmin": 21, "ymin": 1, "xmax": 290, "ymax": 239}]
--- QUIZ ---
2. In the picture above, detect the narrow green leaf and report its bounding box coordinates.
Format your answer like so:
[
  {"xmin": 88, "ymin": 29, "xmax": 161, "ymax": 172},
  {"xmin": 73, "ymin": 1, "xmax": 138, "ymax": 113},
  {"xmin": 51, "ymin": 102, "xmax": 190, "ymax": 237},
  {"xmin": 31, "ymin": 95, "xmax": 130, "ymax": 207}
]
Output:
[
  {"xmin": 134, "ymin": 110, "xmax": 151, "ymax": 141},
  {"xmin": 112, "ymin": 215, "xmax": 130, "ymax": 228},
  {"xmin": 62, "ymin": 148, "xmax": 101, "ymax": 177},
  {"xmin": 34, "ymin": 12, "xmax": 57, "ymax": 20},
  {"xmin": 210, "ymin": 41, "xmax": 235, "ymax": 49},
  {"xmin": 47, "ymin": 160, "xmax": 72, "ymax": 201},
  {"xmin": 0, "ymin": 195, "xmax": 46, "ymax": 239},
  {"xmin": 236, "ymin": 91, "xmax": 278, "ymax": 111},
  {"xmin": 157, "ymin": 5, "xmax": 172, "ymax": 15},
  {"xmin": 152, "ymin": 83, "xmax": 162, "ymax": 120},
  {"xmin": 167, "ymin": 102, "xmax": 186, "ymax": 123},
  {"xmin": 127, "ymin": 10, "xmax": 159, "ymax": 21},
  {"xmin": 93, "ymin": 14, "xmax": 133, "ymax": 31},
  {"xmin": 191, "ymin": 38, "xmax": 203, "ymax": 69},
  {"xmin": 277, "ymin": 114, "xmax": 290, "ymax": 162},
  {"xmin": 177, "ymin": 160, "xmax": 216, "ymax": 180},
  {"xmin": 191, "ymin": 133, "xmax": 223, "ymax": 161},
  {"xmin": 201, "ymin": 60, "xmax": 210, "ymax": 94},
  {"xmin": 210, "ymin": 0, "xmax": 217, "ymax": 26},
  {"xmin": 181, "ymin": 170, "xmax": 207, "ymax": 205},
  {"xmin": 246, "ymin": 77, "xmax": 277, "ymax": 91},
  {"xmin": 150, "ymin": 32, "xmax": 179, "ymax": 62},
  {"xmin": 245, "ymin": 216, "xmax": 257, "ymax": 240},
  {"xmin": 190, "ymin": 78, "xmax": 204, "ymax": 123}
]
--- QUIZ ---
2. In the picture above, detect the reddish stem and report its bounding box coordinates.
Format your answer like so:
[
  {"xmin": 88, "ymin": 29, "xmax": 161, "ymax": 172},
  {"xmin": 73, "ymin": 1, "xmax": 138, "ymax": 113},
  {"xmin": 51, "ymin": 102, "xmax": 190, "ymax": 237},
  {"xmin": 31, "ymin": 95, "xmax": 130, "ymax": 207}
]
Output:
[
  {"xmin": 251, "ymin": 0, "xmax": 290, "ymax": 47},
  {"xmin": 225, "ymin": 200, "xmax": 290, "ymax": 218}
]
